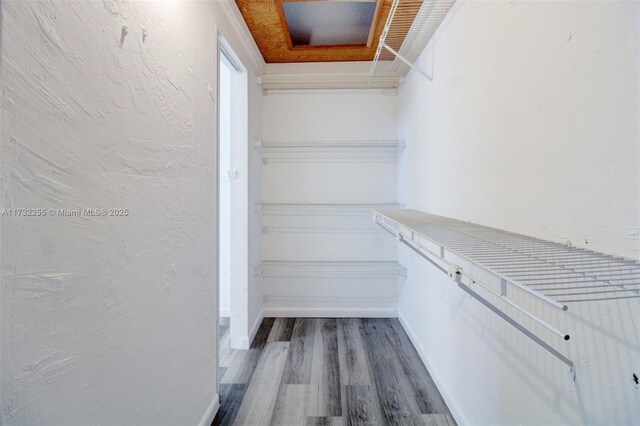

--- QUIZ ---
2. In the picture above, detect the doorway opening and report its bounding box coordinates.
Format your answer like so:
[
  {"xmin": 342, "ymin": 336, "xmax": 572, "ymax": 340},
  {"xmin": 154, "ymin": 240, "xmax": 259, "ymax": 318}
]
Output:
[{"xmin": 217, "ymin": 37, "xmax": 249, "ymax": 366}]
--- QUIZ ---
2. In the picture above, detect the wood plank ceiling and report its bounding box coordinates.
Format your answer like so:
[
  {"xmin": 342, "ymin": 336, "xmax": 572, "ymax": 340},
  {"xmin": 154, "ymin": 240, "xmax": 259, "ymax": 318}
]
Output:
[{"xmin": 235, "ymin": 0, "xmax": 423, "ymax": 63}]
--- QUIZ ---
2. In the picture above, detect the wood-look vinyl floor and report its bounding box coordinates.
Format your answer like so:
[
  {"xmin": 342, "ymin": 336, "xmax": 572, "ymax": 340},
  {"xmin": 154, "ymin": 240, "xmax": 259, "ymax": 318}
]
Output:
[{"xmin": 213, "ymin": 318, "xmax": 455, "ymax": 426}]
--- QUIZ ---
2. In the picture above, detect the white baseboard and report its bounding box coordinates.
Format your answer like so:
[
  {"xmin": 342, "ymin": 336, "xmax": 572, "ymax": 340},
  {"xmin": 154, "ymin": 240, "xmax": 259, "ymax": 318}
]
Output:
[
  {"xmin": 230, "ymin": 310, "xmax": 264, "ymax": 349},
  {"xmin": 232, "ymin": 334, "xmax": 250, "ymax": 349},
  {"xmin": 198, "ymin": 393, "xmax": 219, "ymax": 426},
  {"xmin": 397, "ymin": 312, "xmax": 467, "ymax": 426},
  {"xmin": 262, "ymin": 306, "xmax": 397, "ymax": 318},
  {"xmin": 248, "ymin": 309, "xmax": 264, "ymax": 346}
]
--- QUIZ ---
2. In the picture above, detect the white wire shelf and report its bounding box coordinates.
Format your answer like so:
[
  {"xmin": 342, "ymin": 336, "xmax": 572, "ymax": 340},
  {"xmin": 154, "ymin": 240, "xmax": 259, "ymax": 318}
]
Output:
[
  {"xmin": 255, "ymin": 140, "xmax": 404, "ymax": 163},
  {"xmin": 255, "ymin": 140, "xmax": 403, "ymax": 149},
  {"xmin": 373, "ymin": 208, "xmax": 640, "ymax": 373},
  {"xmin": 390, "ymin": 0, "xmax": 456, "ymax": 75},
  {"xmin": 375, "ymin": 209, "xmax": 640, "ymax": 306},
  {"xmin": 255, "ymin": 261, "xmax": 406, "ymax": 279},
  {"xmin": 257, "ymin": 203, "xmax": 401, "ymax": 234},
  {"xmin": 369, "ymin": 0, "xmax": 456, "ymax": 80}
]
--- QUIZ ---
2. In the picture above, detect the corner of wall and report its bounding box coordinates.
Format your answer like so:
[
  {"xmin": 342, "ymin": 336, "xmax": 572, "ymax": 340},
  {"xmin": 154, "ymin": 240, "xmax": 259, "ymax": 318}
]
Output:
[
  {"xmin": 247, "ymin": 308, "xmax": 265, "ymax": 348},
  {"xmin": 198, "ymin": 394, "xmax": 220, "ymax": 426}
]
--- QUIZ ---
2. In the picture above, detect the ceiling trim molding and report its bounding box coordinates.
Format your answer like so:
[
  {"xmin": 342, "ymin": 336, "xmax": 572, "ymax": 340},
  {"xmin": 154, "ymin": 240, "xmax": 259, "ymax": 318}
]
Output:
[
  {"xmin": 261, "ymin": 72, "xmax": 401, "ymax": 90},
  {"xmin": 220, "ymin": 0, "xmax": 267, "ymax": 74}
]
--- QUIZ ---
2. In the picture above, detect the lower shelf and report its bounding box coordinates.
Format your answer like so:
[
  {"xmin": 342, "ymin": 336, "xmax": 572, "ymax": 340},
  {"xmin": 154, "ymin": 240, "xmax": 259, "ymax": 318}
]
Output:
[
  {"xmin": 258, "ymin": 261, "xmax": 404, "ymax": 314},
  {"xmin": 255, "ymin": 261, "xmax": 406, "ymax": 278}
]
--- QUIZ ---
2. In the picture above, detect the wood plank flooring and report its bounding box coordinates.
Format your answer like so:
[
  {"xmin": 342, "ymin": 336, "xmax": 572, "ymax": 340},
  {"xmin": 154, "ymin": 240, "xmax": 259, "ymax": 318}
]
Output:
[{"xmin": 213, "ymin": 318, "xmax": 455, "ymax": 426}]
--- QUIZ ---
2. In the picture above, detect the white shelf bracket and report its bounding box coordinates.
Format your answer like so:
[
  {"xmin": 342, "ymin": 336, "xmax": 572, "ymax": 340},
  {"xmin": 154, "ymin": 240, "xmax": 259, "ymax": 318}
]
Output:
[
  {"xmin": 382, "ymin": 43, "xmax": 433, "ymax": 81},
  {"xmin": 449, "ymin": 264, "xmax": 462, "ymax": 281}
]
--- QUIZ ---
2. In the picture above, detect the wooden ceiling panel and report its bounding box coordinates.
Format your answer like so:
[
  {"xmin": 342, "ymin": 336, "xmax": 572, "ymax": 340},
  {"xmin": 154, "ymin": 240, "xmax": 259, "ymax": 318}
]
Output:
[{"xmin": 235, "ymin": 0, "xmax": 422, "ymax": 63}]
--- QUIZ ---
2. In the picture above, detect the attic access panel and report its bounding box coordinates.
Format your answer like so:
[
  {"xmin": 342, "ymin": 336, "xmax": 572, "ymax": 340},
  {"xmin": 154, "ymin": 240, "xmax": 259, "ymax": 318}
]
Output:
[
  {"xmin": 282, "ymin": 1, "xmax": 378, "ymax": 47},
  {"xmin": 235, "ymin": 0, "xmax": 424, "ymax": 63}
]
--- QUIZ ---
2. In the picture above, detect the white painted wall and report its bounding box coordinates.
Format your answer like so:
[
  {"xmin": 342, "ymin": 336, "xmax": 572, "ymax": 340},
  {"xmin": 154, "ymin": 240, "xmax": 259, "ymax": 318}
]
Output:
[
  {"xmin": 0, "ymin": 1, "xmax": 263, "ymax": 424},
  {"xmin": 261, "ymin": 88, "xmax": 400, "ymax": 314},
  {"xmin": 221, "ymin": 42, "xmax": 256, "ymax": 349},
  {"xmin": 219, "ymin": 59, "xmax": 232, "ymax": 318},
  {"xmin": 396, "ymin": 1, "xmax": 640, "ymax": 424}
]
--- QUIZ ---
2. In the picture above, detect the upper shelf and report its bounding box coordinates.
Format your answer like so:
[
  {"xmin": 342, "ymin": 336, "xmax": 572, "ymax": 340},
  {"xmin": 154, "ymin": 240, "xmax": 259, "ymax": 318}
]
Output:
[
  {"xmin": 374, "ymin": 209, "xmax": 640, "ymax": 307},
  {"xmin": 255, "ymin": 140, "xmax": 403, "ymax": 163},
  {"xmin": 258, "ymin": 203, "xmax": 401, "ymax": 234},
  {"xmin": 255, "ymin": 140, "xmax": 403, "ymax": 149}
]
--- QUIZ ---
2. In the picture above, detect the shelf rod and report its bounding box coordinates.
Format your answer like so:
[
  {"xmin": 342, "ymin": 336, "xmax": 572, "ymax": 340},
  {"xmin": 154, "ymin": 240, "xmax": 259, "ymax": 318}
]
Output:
[
  {"xmin": 456, "ymin": 277, "xmax": 574, "ymax": 369},
  {"xmin": 398, "ymin": 235, "xmax": 569, "ymax": 340}
]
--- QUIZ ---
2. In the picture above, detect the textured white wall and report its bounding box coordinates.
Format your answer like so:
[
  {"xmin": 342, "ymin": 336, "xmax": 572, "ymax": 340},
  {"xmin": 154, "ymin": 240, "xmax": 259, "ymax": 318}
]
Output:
[
  {"xmin": 397, "ymin": 1, "xmax": 640, "ymax": 424},
  {"xmin": 0, "ymin": 1, "xmax": 262, "ymax": 424}
]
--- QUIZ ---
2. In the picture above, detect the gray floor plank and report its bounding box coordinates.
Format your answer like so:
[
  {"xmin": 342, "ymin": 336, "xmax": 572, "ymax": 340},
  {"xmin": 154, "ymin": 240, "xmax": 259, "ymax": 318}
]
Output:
[
  {"xmin": 337, "ymin": 319, "xmax": 385, "ymax": 425},
  {"xmin": 413, "ymin": 414, "xmax": 456, "ymax": 426},
  {"xmin": 308, "ymin": 320, "xmax": 325, "ymax": 417},
  {"xmin": 216, "ymin": 318, "xmax": 454, "ymax": 426},
  {"xmin": 268, "ymin": 317, "xmax": 296, "ymax": 342},
  {"xmin": 321, "ymin": 319, "xmax": 342, "ymax": 416},
  {"xmin": 213, "ymin": 384, "xmax": 247, "ymax": 426},
  {"xmin": 308, "ymin": 319, "xmax": 341, "ymax": 417},
  {"xmin": 282, "ymin": 318, "xmax": 315, "ymax": 384},
  {"xmin": 220, "ymin": 324, "xmax": 236, "ymax": 368},
  {"xmin": 344, "ymin": 385, "xmax": 382, "ymax": 426},
  {"xmin": 221, "ymin": 350, "xmax": 260, "ymax": 384},
  {"xmin": 337, "ymin": 319, "xmax": 373, "ymax": 386},
  {"xmin": 234, "ymin": 342, "xmax": 290, "ymax": 426},
  {"xmin": 251, "ymin": 318, "xmax": 276, "ymax": 349},
  {"xmin": 384, "ymin": 319, "xmax": 451, "ymax": 415},
  {"xmin": 306, "ymin": 417, "xmax": 344, "ymax": 426},
  {"xmin": 270, "ymin": 384, "xmax": 310, "ymax": 426},
  {"xmin": 359, "ymin": 319, "xmax": 421, "ymax": 425},
  {"xmin": 221, "ymin": 318, "xmax": 275, "ymax": 384}
]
